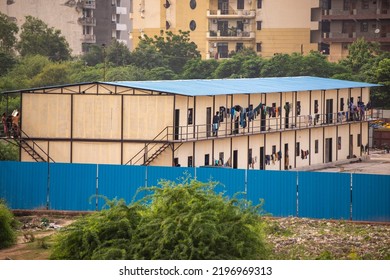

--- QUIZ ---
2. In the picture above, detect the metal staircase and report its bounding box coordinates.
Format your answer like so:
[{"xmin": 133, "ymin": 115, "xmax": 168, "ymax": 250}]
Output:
[
  {"xmin": 125, "ymin": 127, "xmax": 170, "ymax": 166},
  {"xmin": 3, "ymin": 129, "xmax": 55, "ymax": 163}
]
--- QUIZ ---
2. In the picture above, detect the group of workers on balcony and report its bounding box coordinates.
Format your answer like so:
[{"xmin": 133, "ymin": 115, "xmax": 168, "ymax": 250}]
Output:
[{"xmin": 1, "ymin": 110, "xmax": 20, "ymax": 138}]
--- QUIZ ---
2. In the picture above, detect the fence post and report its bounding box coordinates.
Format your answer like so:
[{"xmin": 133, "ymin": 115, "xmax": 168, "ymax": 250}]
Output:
[
  {"xmin": 350, "ymin": 172, "xmax": 353, "ymax": 221},
  {"xmin": 95, "ymin": 164, "xmax": 99, "ymax": 211},
  {"xmin": 296, "ymin": 171, "xmax": 299, "ymax": 217},
  {"xmin": 145, "ymin": 166, "xmax": 148, "ymax": 188}
]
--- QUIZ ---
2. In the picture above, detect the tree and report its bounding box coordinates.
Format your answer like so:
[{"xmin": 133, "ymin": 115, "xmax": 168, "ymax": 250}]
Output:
[
  {"xmin": 133, "ymin": 30, "xmax": 201, "ymax": 73},
  {"xmin": 106, "ymin": 65, "xmax": 148, "ymax": 81},
  {"xmin": 373, "ymin": 58, "xmax": 390, "ymax": 108},
  {"xmin": 181, "ymin": 59, "xmax": 219, "ymax": 79},
  {"xmin": 0, "ymin": 200, "xmax": 17, "ymax": 249},
  {"xmin": 146, "ymin": 67, "xmax": 176, "ymax": 80},
  {"xmin": 0, "ymin": 52, "xmax": 17, "ymax": 77},
  {"xmin": 16, "ymin": 16, "xmax": 71, "ymax": 61},
  {"xmin": 51, "ymin": 179, "xmax": 269, "ymax": 260},
  {"xmin": 0, "ymin": 141, "xmax": 18, "ymax": 161},
  {"xmin": 0, "ymin": 12, "xmax": 19, "ymax": 54},
  {"xmin": 261, "ymin": 54, "xmax": 293, "ymax": 77},
  {"xmin": 30, "ymin": 63, "xmax": 72, "ymax": 87},
  {"xmin": 106, "ymin": 40, "xmax": 132, "ymax": 66},
  {"xmin": 81, "ymin": 44, "xmax": 104, "ymax": 67}
]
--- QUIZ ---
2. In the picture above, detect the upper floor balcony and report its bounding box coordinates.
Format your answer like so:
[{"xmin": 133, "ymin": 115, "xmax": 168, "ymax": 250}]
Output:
[
  {"xmin": 78, "ymin": 17, "xmax": 96, "ymax": 26},
  {"xmin": 322, "ymin": 32, "xmax": 390, "ymax": 43},
  {"xmin": 80, "ymin": 0, "xmax": 96, "ymax": 9},
  {"xmin": 322, "ymin": 8, "xmax": 390, "ymax": 20},
  {"xmin": 81, "ymin": 34, "xmax": 96, "ymax": 43},
  {"xmin": 207, "ymin": 9, "xmax": 256, "ymax": 19},
  {"xmin": 207, "ymin": 30, "xmax": 255, "ymax": 41}
]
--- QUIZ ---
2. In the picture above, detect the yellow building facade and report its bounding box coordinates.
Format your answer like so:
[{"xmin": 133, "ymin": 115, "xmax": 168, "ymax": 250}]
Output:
[
  {"xmin": 132, "ymin": 0, "xmax": 318, "ymax": 58},
  {"xmin": 5, "ymin": 77, "xmax": 377, "ymax": 170}
]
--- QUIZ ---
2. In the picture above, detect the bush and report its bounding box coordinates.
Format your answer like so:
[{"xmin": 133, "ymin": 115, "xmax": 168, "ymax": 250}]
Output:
[
  {"xmin": 51, "ymin": 179, "xmax": 270, "ymax": 260},
  {"xmin": 0, "ymin": 201, "xmax": 17, "ymax": 249}
]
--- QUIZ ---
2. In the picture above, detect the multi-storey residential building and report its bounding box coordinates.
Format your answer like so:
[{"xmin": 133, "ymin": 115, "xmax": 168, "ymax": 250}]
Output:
[
  {"xmin": 311, "ymin": 0, "xmax": 390, "ymax": 61},
  {"xmin": 3, "ymin": 76, "xmax": 377, "ymax": 170},
  {"xmin": 132, "ymin": 0, "xmax": 318, "ymax": 59},
  {"xmin": 0, "ymin": 0, "xmax": 132, "ymax": 55}
]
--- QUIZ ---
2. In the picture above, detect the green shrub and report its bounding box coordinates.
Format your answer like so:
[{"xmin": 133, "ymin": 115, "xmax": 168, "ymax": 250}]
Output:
[
  {"xmin": 0, "ymin": 201, "xmax": 17, "ymax": 249},
  {"xmin": 51, "ymin": 179, "xmax": 270, "ymax": 260}
]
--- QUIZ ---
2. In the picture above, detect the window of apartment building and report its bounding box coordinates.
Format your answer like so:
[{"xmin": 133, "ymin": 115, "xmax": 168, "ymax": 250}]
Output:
[
  {"xmin": 189, "ymin": 20, "xmax": 196, "ymax": 31},
  {"xmin": 204, "ymin": 154, "xmax": 210, "ymax": 166},
  {"xmin": 248, "ymin": 149, "xmax": 252, "ymax": 164},
  {"xmin": 188, "ymin": 156, "xmax": 193, "ymax": 167},
  {"xmin": 256, "ymin": 42, "xmax": 262, "ymax": 52},
  {"xmin": 338, "ymin": 137, "xmax": 342, "ymax": 150},
  {"xmin": 357, "ymin": 134, "xmax": 361, "ymax": 147},
  {"xmin": 190, "ymin": 0, "xmax": 196, "ymax": 9},
  {"xmin": 362, "ymin": 0, "xmax": 369, "ymax": 9},
  {"xmin": 174, "ymin": 157, "xmax": 179, "ymax": 166},
  {"xmin": 164, "ymin": 0, "xmax": 171, "ymax": 8},
  {"xmin": 256, "ymin": 21, "xmax": 262, "ymax": 30},
  {"xmin": 217, "ymin": 43, "xmax": 229, "ymax": 58},
  {"xmin": 315, "ymin": 140, "xmax": 319, "ymax": 153},
  {"xmin": 361, "ymin": 22, "xmax": 368, "ymax": 32},
  {"xmin": 257, "ymin": 0, "xmax": 262, "ymax": 9},
  {"xmin": 187, "ymin": 108, "xmax": 193, "ymax": 125},
  {"xmin": 340, "ymin": 97, "xmax": 344, "ymax": 111},
  {"xmin": 237, "ymin": 0, "xmax": 244, "ymax": 9},
  {"xmin": 343, "ymin": 0, "xmax": 350, "ymax": 10},
  {"xmin": 296, "ymin": 142, "xmax": 300, "ymax": 157},
  {"xmin": 296, "ymin": 101, "xmax": 301, "ymax": 116},
  {"xmin": 236, "ymin": 43, "xmax": 244, "ymax": 52}
]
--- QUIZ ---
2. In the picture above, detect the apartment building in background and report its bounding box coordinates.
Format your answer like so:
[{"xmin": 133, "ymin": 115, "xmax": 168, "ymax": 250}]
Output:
[
  {"xmin": 311, "ymin": 0, "xmax": 390, "ymax": 61},
  {"xmin": 131, "ymin": 0, "xmax": 318, "ymax": 59},
  {"xmin": 0, "ymin": 0, "xmax": 132, "ymax": 55}
]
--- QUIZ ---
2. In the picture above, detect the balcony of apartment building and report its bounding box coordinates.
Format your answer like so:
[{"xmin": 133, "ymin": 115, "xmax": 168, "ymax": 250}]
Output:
[
  {"xmin": 78, "ymin": 16, "xmax": 96, "ymax": 26},
  {"xmin": 207, "ymin": 19, "xmax": 255, "ymax": 42},
  {"xmin": 207, "ymin": 9, "xmax": 256, "ymax": 19},
  {"xmin": 80, "ymin": 0, "xmax": 96, "ymax": 9},
  {"xmin": 81, "ymin": 34, "xmax": 96, "ymax": 43},
  {"xmin": 322, "ymin": 1, "xmax": 390, "ymax": 21},
  {"xmin": 322, "ymin": 31, "xmax": 390, "ymax": 42}
]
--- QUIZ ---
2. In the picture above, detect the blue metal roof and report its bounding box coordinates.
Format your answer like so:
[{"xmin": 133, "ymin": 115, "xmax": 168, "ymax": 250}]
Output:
[{"xmin": 104, "ymin": 76, "xmax": 379, "ymax": 97}]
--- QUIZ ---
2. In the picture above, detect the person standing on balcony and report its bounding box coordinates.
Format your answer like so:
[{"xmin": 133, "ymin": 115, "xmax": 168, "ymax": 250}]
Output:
[{"xmin": 212, "ymin": 111, "xmax": 220, "ymax": 136}]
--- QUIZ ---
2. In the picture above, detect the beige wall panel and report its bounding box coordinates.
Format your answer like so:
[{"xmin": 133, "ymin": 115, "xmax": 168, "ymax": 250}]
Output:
[
  {"xmin": 337, "ymin": 124, "xmax": 350, "ymax": 160},
  {"xmin": 20, "ymin": 140, "xmax": 48, "ymax": 162},
  {"xmin": 295, "ymin": 130, "xmax": 310, "ymax": 168},
  {"xmin": 232, "ymin": 136, "xmax": 248, "ymax": 169},
  {"xmin": 264, "ymin": 132, "xmax": 280, "ymax": 170},
  {"xmin": 280, "ymin": 131, "xmax": 295, "ymax": 170},
  {"xmin": 194, "ymin": 96, "xmax": 213, "ymax": 137},
  {"xmin": 72, "ymin": 142, "xmax": 121, "ymax": 164},
  {"xmin": 133, "ymin": 0, "xmax": 161, "ymax": 29},
  {"xmin": 248, "ymin": 134, "xmax": 264, "ymax": 170},
  {"xmin": 173, "ymin": 142, "xmax": 193, "ymax": 167},
  {"xmin": 194, "ymin": 140, "xmax": 212, "ymax": 167},
  {"xmin": 123, "ymin": 143, "xmax": 146, "ymax": 165},
  {"xmin": 73, "ymin": 95, "xmax": 121, "ymax": 139},
  {"xmin": 22, "ymin": 94, "xmax": 71, "ymax": 138},
  {"xmin": 123, "ymin": 95, "xmax": 173, "ymax": 140},
  {"xmin": 213, "ymin": 138, "xmax": 231, "ymax": 166},
  {"xmin": 338, "ymin": 89, "xmax": 349, "ymax": 117},
  {"xmin": 310, "ymin": 127, "xmax": 324, "ymax": 165},
  {"xmin": 296, "ymin": 91, "xmax": 311, "ymax": 127},
  {"xmin": 350, "ymin": 123, "xmax": 363, "ymax": 157},
  {"xmin": 49, "ymin": 142, "xmax": 71, "ymax": 163},
  {"xmin": 150, "ymin": 147, "xmax": 173, "ymax": 167}
]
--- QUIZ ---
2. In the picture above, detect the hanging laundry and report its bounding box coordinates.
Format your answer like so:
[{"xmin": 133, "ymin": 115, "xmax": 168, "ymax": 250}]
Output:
[{"xmin": 277, "ymin": 151, "xmax": 282, "ymax": 160}]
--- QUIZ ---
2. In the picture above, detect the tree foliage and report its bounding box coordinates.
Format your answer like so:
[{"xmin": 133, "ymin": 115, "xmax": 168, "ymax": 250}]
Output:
[
  {"xmin": 0, "ymin": 12, "xmax": 19, "ymax": 54},
  {"xmin": 51, "ymin": 179, "xmax": 269, "ymax": 260},
  {"xmin": 0, "ymin": 141, "xmax": 18, "ymax": 161},
  {"xmin": 16, "ymin": 16, "xmax": 71, "ymax": 61},
  {"xmin": 0, "ymin": 200, "xmax": 17, "ymax": 249}
]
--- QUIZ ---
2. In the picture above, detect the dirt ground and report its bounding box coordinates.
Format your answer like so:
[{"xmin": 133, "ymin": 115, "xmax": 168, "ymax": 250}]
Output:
[{"xmin": 0, "ymin": 214, "xmax": 389, "ymax": 260}]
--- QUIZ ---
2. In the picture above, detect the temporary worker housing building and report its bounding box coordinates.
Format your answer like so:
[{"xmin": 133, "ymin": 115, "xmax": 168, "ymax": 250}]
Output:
[{"xmin": 2, "ymin": 76, "xmax": 378, "ymax": 170}]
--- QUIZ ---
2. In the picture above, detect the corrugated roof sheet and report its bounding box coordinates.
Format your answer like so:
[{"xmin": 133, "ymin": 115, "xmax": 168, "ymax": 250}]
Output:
[{"xmin": 104, "ymin": 76, "xmax": 379, "ymax": 96}]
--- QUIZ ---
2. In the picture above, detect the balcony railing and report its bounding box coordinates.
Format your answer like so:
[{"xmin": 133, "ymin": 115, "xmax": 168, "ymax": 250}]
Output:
[
  {"xmin": 207, "ymin": 9, "xmax": 256, "ymax": 18},
  {"xmin": 81, "ymin": 34, "xmax": 96, "ymax": 43},
  {"xmin": 165, "ymin": 111, "xmax": 374, "ymax": 142},
  {"xmin": 322, "ymin": 8, "xmax": 390, "ymax": 19},
  {"xmin": 81, "ymin": 0, "xmax": 96, "ymax": 9},
  {"xmin": 78, "ymin": 17, "xmax": 96, "ymax": 26},
  {"xmin": 323, "ymin": 32, "xmax": 390, "ymax": 42},
  {"xmin": 207, "ymin": 30, "xmax": 255, "ymax": 40}
]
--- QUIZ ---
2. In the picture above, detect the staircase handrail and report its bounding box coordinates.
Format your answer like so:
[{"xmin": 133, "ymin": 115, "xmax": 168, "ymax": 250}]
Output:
[
  {"xmin": 125, "ymin": 126, "xmax": 169, "ymax": 165},
  {"xmin": 19, "ymin": 129, "xmax": 56, "ymax": 163}
]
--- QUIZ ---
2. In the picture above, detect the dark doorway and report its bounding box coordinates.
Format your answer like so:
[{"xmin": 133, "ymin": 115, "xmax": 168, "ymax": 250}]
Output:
[
  {"xmin": 349, "ymin": 134, "xmax": 353, "ymax": 157},
  {"xmin": 285, "ymin": 102, "xmax": 290, "ymax": 128},
  {"xmin": 284, "ymin": 143, "xmax": 289, "ymax": 170},
  {"xmin": 260, "ymin": 147, "xmax": 264, "ymax": 170},
  {"xmin": 261, "ymin": 108, "xmax": 266, "ymax": 131},
  {"xmin": 326, "ymin": 99, "xmax": 333, "ymax": 124},
  {"xmin": 174, "ymin": 109, "xmax": 180, "ymax": 140},
  {"xmin": 325, "ymin": 138, "xmax": 332, "ymax": 163},
  {"xmin": 233, "ymin": 150, "xmax": 238, "ymax": 169},
  {"xmin": 206, "ymin": 107, "xmax": 211, "ymax": 137}
]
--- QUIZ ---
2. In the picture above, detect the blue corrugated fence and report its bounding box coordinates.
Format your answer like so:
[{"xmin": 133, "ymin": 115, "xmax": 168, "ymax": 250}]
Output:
[{"xmin": 0, "ymin": 161, "xmax": 389, "ymax": 222}]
